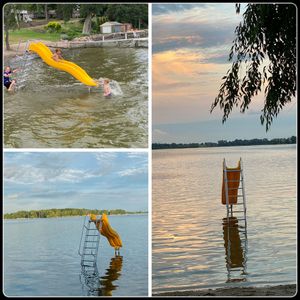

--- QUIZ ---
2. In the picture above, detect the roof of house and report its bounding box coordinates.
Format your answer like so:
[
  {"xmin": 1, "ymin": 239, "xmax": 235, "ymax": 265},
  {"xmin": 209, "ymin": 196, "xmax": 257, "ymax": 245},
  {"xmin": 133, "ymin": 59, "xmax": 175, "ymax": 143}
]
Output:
[{"xmin": 100, "ymin": 21, "xmax": 123, "ymax": 27}]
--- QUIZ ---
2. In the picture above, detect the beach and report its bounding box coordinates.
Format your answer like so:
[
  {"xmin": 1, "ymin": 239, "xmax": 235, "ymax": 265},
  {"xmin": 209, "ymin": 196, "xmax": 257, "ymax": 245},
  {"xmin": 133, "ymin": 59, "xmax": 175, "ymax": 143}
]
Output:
[{"xmin": 154, "ymin": 284, "xmax": 297, "ymax": 297}]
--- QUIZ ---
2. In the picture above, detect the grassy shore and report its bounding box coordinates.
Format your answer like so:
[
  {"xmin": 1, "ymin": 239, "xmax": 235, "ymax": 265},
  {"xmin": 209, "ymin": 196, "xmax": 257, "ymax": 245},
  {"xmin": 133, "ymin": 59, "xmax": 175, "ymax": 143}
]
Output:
[
  {"xmin": 8, "ymin": 28, "xmax": 61, "ymax": 44},
  {"xmin": 5, "ymin": 19, "xmax": 83, "ymax": 47},
  {"xmin": 154, "ymin": 284, "xmax": 297, "ymax": 297}
]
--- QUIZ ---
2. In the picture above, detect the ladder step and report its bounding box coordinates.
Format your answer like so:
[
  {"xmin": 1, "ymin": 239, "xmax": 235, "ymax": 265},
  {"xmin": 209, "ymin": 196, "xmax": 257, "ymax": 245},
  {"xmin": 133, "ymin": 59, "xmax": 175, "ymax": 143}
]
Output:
[
  {"xmin": 83, "ymin": 260, "xmax": 96, "ymax": 262},
  {"xmin": 225, "ymin": 180, "xmax": 242, "ymax": 182},
  {"xmin": 86, "ymin": 234, "xmax": 99, "ymax": 236},
  {"xmin": 84, "ymin": 226, "xmax": 98, "ymax": 230},
  {"xmin": 232, "ymin": 210, "xmax": 245, "ymax": 213},
  {"xmin": 84, "ymin": 247, "xmax": 98, "ymax": 249},
  {"xmin": 82, "ymin": 264, "xmax": 96, "ymax": 267}
]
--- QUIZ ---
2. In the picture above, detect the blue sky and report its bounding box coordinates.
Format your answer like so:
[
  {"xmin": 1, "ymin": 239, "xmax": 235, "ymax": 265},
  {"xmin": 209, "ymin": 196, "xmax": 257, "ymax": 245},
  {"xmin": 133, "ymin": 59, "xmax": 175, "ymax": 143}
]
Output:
[
  {"xmin": 152, "ymin": 3, "xmax": 297, "ymax": 143},
  {"xmin": 4, "ymin": 152, "xmax": 148, "ymax": 213}
]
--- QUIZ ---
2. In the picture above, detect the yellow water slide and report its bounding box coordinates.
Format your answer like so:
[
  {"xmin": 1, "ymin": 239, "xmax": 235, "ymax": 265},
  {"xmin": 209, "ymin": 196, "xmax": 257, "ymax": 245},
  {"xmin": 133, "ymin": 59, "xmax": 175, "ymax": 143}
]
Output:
[
  {"xmin": 89, "ymin": 213, "xmax": 122, "ymax": 250},
  {"xmin": 28, "ymin": 42, "xmax": 98, "ymax": 87}
]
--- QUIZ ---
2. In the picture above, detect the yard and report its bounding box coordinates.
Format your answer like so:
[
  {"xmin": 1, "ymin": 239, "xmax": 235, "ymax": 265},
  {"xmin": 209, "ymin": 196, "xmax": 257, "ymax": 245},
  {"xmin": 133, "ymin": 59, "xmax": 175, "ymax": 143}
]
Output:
[{"xmin": 7, "ymin": 19, "xmax": 84, "ymax": 45}]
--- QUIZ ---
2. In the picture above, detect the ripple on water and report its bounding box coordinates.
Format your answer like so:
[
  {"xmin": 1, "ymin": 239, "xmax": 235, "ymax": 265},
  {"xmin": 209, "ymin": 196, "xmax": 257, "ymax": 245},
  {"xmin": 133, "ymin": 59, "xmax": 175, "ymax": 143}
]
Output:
[
  {"xmin": 152, "ymin": 145, "xmax": 296, "ymax": 293},
  {"xmin": 4, "ymin": 47, "xmax": 148, "ymax": 148}
]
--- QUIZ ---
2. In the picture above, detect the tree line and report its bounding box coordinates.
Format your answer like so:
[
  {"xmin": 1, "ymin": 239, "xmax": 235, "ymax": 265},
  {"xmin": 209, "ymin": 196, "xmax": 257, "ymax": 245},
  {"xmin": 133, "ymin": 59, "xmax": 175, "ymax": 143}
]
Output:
[
  {"xmin": 4, "ymin": 208, "xmax": 147, "ymax": 219},
  {"xmin": 4, "ymin": 3, "xmax": 148, "ymax": 49},
  {"xmin": 152, "ymin": 136, "xmax": 296, "ymax": 150}
]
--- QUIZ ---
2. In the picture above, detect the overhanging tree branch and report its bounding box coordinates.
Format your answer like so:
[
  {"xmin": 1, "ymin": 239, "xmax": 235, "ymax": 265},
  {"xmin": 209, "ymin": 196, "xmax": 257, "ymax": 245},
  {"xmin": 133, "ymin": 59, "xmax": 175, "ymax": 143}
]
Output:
[{"xmin": 211, "ymin": 4, "xmax": 296, "ymax": 131}]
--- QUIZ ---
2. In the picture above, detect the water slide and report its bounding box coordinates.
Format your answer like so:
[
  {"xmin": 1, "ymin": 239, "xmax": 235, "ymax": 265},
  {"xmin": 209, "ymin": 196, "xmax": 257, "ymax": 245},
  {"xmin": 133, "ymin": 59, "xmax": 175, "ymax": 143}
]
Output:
[
  {"xmin": 89, "ymin": 213, "xmax": 122, "ymax": 250},
  {"xmin": 222, "ymin": 160, "xmax": 241, "ymax": 205},
  {"xmin": 28, "ymin": 42, "xmax": 98, "ymax": 87}
]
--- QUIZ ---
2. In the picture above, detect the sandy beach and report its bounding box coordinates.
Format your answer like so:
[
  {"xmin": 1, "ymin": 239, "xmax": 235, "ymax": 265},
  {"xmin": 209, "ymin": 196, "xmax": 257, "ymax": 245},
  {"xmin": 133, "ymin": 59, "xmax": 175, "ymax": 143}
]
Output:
[{"xmin": 154, "ymin": 284, "xmax": 297, "ymax": 297}]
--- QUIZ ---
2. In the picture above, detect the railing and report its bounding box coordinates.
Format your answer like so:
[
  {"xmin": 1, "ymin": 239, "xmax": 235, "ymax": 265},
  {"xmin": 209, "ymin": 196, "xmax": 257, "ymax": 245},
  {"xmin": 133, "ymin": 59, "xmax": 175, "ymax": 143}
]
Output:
[{"xmin": 72, "ymin": 30, "xmax": 148, "ymax": 42}]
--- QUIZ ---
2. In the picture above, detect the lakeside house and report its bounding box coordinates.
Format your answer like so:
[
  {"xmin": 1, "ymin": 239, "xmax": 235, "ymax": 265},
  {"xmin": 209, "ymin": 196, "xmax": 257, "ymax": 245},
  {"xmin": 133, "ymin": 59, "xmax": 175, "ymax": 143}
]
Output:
[
  {"xmin": 100, "ymin": 21, "xmax": 123, "ymax": 33},
  {"xmin": 121, "ymin": 23, "xmax": 133, "ymax": 32},
  {"xmin": 100, "ymin": 21, "xmax": 134, "ymax": 34}
]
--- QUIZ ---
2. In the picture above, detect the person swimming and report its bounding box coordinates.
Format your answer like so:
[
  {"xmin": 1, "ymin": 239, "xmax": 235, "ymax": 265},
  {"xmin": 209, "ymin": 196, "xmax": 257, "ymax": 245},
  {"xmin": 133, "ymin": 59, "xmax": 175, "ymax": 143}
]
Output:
[
  {"xmin": 103, "ymin": 79, "xmax": 112, "ymax": 97},
  {"xmin": 3, "ymin": 66, "xmax": 19, "ymax": 92}
]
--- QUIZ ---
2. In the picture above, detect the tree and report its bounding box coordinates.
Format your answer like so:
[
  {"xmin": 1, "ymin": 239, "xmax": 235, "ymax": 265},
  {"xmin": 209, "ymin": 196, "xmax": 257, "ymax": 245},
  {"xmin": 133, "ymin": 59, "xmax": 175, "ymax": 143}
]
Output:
[
  {"xmin": 80, "ymin": 4, "xmax": 107, "ymax": 35},
  {"xmin": 210, "ymin": 4, "xmax": 296, "ymax": 131},
  {"xmin": 56, "ymin": 4, "xmax": 75, "ymax": 22},
  {"xmin": 45, "ymin": 4, "xmax": 48, "ymax": 21},
  {"xmin": 106, "ymin": 4, "xmax": 148, "ymax": 29},
  {"xmin": 3, "ymin": 4, "xmax": 18, "ymax": 50}
]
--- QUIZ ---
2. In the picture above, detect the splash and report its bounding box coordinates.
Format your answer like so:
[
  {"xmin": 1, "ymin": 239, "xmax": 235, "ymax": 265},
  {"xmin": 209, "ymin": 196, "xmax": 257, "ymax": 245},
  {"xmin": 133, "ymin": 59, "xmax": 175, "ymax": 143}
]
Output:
[{"xmin": 97, "ymin": 77, "xmax": 123, "ymax": 96}]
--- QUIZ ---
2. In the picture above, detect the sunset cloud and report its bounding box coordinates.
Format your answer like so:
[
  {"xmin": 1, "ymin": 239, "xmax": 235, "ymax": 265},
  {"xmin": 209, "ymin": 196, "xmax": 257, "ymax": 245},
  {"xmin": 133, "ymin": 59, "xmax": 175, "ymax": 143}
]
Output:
[{"xmin": 152, "ymin": 3, "xmax": 296, "ymax": 141}]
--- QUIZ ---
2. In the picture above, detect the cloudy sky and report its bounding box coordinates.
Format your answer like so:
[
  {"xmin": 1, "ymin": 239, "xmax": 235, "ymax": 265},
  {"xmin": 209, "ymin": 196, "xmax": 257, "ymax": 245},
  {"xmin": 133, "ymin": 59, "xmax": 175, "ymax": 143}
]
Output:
[
  {"xmin": 152, "ymin": 3, "xmax": 296, "ymax": 143},
  {"xmin": 4, "ymin": 152, "xmax": 148, "ymax": 213}
]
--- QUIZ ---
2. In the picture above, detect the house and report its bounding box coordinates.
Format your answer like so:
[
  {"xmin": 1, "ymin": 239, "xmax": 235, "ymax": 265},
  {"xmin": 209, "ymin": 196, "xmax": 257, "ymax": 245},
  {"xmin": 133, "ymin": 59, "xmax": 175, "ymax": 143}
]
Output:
[
  {"xmin": 121, "ymin": 23, "xmax": 133, "ymax": 32},
  {"xmin": 15, "ymin": 10, "xmax": 33, "ymax": 22},
  {"xmin": 72, "ymin": 8, "xmax": 80, "ymax": 18},
  {"xmin": 48, "ymin": 10, "xmax": 56, "ymax": 18},
  {"xmin": 100, "ymin": 21, "xmax": 122, "ymax": 34}
]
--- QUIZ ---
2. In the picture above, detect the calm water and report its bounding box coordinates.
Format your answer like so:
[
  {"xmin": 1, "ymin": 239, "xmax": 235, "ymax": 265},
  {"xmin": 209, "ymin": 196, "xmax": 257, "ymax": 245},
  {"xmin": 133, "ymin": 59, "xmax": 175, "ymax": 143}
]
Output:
[
  {"xmin": 4, "ymin": 214, "xmax": 148, "ymax": 296},
  {"xmin": 4, "ymin": 47, "xmax": 148, "ymax": 148},
  {"xmin": 152, "ymin": 145, "xmax": 296, "ymax": 293}
]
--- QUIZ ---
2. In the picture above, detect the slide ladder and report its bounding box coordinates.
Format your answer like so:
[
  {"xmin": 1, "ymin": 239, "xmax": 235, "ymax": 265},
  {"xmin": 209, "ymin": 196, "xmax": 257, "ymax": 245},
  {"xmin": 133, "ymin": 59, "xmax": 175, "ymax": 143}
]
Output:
[
  {"xmin": 78, "ymin": 215, "xmax": 101, "ymax": 277},
  {"xmin": 222, "ymin": 158, "xmax": 248, "ymax": 282},
  {"xmin": 223, "ymin": 158, "xmax": 247, "ymax": 228}
]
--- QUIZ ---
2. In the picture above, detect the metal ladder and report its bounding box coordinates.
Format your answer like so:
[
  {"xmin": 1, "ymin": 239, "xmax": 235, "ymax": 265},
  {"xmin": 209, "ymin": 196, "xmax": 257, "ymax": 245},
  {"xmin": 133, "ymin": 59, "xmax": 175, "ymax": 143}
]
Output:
[
  {"xmin": 223, "ymin": 158, "xmax": 248, "ymax": 282},
  {"xmin": 223, "ymin": 157, "xmax": 247, "ymax": 229},
  {"xmin": 10, "ymin": 40, "xmax": 32, "ymax": 90},
  {"xmin": 78, "ymin": 215, "xmax": 101, "ymax": 277}
]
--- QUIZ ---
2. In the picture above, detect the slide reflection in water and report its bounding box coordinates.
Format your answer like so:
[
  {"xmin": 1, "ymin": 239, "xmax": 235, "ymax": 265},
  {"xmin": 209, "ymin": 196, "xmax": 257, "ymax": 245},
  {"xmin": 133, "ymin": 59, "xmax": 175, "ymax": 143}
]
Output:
[
  {"xmin": 222, "ymin": 217, "xmax": 248, "ymax": 283},
  {"xmin": 80, "ymin": 255, "xmax": 123, "ymax": 296}
]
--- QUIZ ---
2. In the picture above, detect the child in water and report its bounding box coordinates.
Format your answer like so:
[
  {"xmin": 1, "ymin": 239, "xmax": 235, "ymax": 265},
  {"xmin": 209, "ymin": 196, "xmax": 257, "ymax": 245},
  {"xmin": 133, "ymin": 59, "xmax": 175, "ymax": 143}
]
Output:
[
  {"xmin": 52, "ymin": 48, "xmax": 63, "ymax": 61},
  {"xmin": 3, "ymin": 66, "xmax": 19, "ymax": 92},
  {"xmin": 103, "ymin": 79, "xmax": 112, "ymax": 97}
]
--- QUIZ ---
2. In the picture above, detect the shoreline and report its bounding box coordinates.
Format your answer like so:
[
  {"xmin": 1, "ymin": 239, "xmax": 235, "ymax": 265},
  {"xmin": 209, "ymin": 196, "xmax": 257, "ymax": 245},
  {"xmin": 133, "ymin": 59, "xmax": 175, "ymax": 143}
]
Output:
[
  {"xmin": 3, "ymin": 212, "xmax": 148, "ymax": 220},
  {"xmin": 152, "ymin": 142, "xmax": 296, "ymax": 151},
  {"xmin": 153, "ymin": 284, "xmax": 297, "ymax": 297},
  {"xmin": 4, "ymin": 36, "xmax": 148, "ymax": 61}
]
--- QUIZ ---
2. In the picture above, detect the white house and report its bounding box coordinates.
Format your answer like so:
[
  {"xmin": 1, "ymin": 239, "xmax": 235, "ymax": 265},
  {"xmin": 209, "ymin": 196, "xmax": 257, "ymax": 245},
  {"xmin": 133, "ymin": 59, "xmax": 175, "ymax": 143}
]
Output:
[{"xmin": 100, "ymin": 21, "xmax": 122, "ymax": 34}]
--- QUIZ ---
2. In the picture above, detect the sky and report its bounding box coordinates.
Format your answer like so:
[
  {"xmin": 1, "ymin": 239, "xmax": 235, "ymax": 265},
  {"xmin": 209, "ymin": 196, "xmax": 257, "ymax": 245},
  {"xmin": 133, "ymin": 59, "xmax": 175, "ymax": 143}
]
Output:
[
  {"xmin": 3, "ymin": 152, "xmax": 148, "ymax": 213},
  {"xmin": 152, "ymin": 3, "xmax": 297, "ymax": 143}
]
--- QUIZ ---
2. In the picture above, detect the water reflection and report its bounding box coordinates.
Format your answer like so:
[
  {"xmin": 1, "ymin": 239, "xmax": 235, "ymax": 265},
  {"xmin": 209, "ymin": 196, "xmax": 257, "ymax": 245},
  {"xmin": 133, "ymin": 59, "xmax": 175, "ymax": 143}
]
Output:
[
  {"xmin": 222, "ymin": 217, "xmax": 248, "ymax": 283},
  {"xmin": 80, "ymin": 255, "xmax": 123, "ymax": 296},
  {"xmin": 99, "ymin": 255, "xmax": 123, "ymax": 296}
]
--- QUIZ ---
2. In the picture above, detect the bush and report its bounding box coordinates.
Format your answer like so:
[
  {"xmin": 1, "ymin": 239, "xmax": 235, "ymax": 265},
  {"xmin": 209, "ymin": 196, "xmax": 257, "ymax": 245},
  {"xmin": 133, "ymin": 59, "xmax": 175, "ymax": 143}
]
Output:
[
  {"xmin": 44, "ymin": 21, "xmax": 62, "ymax": 33},
  {"xmin": 60, "ymin": 27, "xmax": 82, "ymax": 40}
]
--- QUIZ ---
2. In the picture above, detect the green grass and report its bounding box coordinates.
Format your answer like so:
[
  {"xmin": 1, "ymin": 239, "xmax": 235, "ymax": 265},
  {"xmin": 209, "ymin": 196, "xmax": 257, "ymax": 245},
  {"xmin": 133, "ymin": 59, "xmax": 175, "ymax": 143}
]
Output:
[
  {"xmin": 8, "ymin": 28, "xmax": 61, "ymax": 44},
  {"xmin": 7, "ymin": 20, "xmax": 85, "ymax": 44}
]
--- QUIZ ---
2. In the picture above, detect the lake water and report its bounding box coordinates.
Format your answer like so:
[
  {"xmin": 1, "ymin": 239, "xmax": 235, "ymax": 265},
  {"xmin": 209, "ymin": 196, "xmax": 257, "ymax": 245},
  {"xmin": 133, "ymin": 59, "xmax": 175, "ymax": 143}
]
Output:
[
  {"xmin": 4, "ymin": 47, "xmax": 148, "ymax": 148},
  {"xmin": 152, "ymin": 145, "xmax": 296, "ymax": 293},
  {"xmin": 3, "ymin": 214, "xmax": 148, "ymax": 296}
]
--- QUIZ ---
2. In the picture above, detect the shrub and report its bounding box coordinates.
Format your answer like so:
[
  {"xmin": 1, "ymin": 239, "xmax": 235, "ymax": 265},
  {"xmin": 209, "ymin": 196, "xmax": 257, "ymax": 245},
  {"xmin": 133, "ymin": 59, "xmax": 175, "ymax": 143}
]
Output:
[{"xmin": 44, "ymin": 21, "xmax": 62, "ymax": 33}]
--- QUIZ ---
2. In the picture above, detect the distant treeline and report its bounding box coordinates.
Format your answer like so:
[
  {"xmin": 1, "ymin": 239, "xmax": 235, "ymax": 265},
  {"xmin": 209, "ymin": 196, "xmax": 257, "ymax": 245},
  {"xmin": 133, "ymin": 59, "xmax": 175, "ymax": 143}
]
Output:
[
  {"xmin": 4, "ymin": 208, "xmax": 147, "ymax": 219},
  {"xmin": 152, "ymin": 136, "xmax": 296, "ymax": 150}
]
